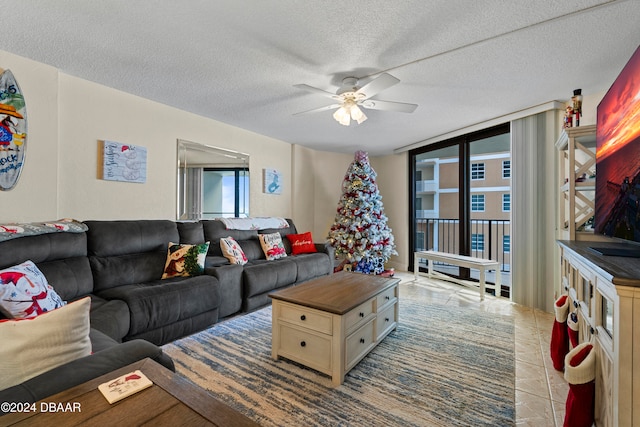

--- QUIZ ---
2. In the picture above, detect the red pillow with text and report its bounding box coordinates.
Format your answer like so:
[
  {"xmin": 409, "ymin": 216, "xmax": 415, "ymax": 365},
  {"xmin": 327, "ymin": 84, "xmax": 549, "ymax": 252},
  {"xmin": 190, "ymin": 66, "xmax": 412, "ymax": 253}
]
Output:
[{"xmin": 286, "ymin": 232, "xmax": 317, "ymax": 255}]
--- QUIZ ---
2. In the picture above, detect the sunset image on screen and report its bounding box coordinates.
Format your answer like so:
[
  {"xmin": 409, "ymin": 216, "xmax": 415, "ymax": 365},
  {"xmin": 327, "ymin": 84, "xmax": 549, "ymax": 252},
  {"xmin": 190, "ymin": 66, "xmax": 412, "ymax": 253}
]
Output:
[
  {"xmin": 594, "ymin": 45, "xmax": 640, "ymax": 241},
  {"xmin": 596, "ymin": 48, "xmax": 640, "ymax": 161}
]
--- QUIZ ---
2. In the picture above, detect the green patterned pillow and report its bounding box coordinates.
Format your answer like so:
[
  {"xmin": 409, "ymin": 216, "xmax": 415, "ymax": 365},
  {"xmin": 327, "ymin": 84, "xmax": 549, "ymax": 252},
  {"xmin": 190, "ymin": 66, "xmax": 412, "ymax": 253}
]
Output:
[{"xmin": 162, "ymin": 242, "xmax": 210, "ymax": 279}]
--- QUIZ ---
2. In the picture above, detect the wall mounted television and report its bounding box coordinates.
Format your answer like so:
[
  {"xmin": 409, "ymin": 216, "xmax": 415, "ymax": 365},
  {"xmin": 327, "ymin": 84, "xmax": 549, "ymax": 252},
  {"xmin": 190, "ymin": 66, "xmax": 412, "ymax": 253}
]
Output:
[{"xmin": 592, "ymin": 44, "xmax": 640, "ymax": 257}]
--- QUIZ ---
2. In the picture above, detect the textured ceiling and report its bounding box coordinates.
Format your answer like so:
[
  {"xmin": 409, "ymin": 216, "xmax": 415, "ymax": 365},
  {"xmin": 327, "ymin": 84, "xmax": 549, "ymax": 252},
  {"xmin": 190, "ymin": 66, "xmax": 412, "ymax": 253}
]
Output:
[{"xmin": 2, "ymin": 0, "xmax": 640, "ymax": 155}]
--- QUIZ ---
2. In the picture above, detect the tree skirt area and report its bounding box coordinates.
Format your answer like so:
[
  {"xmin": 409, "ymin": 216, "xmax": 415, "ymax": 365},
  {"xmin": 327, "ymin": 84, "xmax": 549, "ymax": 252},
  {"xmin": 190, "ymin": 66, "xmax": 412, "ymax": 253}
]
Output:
[{"xmin": 163, "ymin": 298, "xmax": 515, "ymax": 427}]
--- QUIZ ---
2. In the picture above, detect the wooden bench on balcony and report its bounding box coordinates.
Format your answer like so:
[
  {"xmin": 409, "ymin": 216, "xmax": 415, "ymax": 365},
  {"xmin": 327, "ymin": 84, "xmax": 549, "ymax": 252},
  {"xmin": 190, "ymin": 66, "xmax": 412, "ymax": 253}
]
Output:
[{"xmin": 413, "ymin": 250, "xmax": 501, "ymax": 301}]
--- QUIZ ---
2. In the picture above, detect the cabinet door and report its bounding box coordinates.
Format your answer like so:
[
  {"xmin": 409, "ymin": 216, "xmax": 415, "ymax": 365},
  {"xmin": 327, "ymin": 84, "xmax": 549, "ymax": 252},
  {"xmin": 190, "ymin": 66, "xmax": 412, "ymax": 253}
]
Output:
[{"xmin": 594, "ymin": 340, "xmax": 614, "ymax": 427}]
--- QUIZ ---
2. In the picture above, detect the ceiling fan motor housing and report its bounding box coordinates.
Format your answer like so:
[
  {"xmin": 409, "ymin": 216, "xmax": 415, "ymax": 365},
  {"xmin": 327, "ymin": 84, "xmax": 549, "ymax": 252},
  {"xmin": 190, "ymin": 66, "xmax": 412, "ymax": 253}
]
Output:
[{"xmin": 336, "ymin": 77, "xmax": 360, "ymax": 96}]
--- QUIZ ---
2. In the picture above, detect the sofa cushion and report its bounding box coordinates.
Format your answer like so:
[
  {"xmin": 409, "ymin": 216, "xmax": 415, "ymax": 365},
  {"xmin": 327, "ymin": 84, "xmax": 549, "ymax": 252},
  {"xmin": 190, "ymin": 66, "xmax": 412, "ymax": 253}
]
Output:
[
  {"xmin": 177, "ymin": 221, "xmax": 205, "ymax": 244},
  {"xmin": 0, "ymin": 260, "xmax": 66, "ymax": 318},
  {"xmin": 37, "ymin": 256, "xmax": 94, "ymax": 301},
  {"xmin": 86, "ymin": 220, "xmax": 181, "ymax": 292},
  {"xmin": 243, "ymin": 259, "xmax": 297, "ymax": 298},
  {"xmin": 0, "ymin": 232, "xmax": 87, "ymax": 270},
  {"xmin": 85, "ymin": 220, "xmax": 179, "ymax": 257},
  {"xmin": 161, "ymin": 242, "xmax": 209, "ymax": 278},
  {"xmin": 220, "ymin": 237, "xmax": 248, "ymax": 265},
  {"xmin": 0, "ymin": 297, "xmax": 91, "ymax": 391},
  {"xmin": 290, "ymin": 253, "xmax": 332, "ymax": 283},
  {"xmin": 259, "ymin": 232, "xmax": 287, "ymax": 260},
  {"xmin": 95, "ymin": 275, "xmax": 220, "ymax": 338},
  {"xmin": 90, "ymin": 252, "xmax": 167, "ymax": 291}
]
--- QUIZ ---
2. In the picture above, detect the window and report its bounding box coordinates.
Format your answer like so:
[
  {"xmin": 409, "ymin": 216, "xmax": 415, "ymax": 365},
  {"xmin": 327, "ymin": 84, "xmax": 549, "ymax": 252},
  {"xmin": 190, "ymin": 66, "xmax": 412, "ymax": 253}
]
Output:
[
  {"xmin": 502, "ymin": 193, "xmax": 511, "ymax": 212},
  {"xmin": 472, "ymin": 234, "xmax": 485, "ymax": 251},
  {"xmin": 471, "ymin": 194, "xmax": 485, "ymax": 212},
  {"xmin": 503, "ymin": 235, "xmax": 511, "ymax": 253},
  {"xmin": 471, "ymin": 162, "xmax": 485, "ymax": 180},
  {"xmin": 502, "ymin": 160, "xmax": 511, "ymax": 178}
]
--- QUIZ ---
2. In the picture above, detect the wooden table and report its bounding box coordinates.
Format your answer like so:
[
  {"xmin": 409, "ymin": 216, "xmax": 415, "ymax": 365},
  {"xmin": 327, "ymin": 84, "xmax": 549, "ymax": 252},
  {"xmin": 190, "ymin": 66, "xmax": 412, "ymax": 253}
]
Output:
[
  {"xmin": 269, "ymin": 271, "xmax": 400, "ymax": 386},
  {"xmin": 1, "ymin": 358, "xmax": 259, "ymax": 427}
]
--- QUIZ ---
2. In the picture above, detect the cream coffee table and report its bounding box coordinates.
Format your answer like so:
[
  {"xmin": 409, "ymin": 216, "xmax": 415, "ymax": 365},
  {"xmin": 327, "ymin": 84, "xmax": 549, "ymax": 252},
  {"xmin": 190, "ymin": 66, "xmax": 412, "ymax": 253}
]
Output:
[{"xmin": 269, "ymin": 271, "xmax": 399, "ymax": 386}]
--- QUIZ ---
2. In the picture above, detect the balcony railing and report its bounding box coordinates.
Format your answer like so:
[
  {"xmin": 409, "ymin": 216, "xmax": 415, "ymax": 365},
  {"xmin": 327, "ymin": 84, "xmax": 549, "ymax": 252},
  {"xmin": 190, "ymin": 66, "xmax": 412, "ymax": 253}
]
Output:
[{"xmin": 415, "ymin": 218, "xmax": 511, "ymax": 273}]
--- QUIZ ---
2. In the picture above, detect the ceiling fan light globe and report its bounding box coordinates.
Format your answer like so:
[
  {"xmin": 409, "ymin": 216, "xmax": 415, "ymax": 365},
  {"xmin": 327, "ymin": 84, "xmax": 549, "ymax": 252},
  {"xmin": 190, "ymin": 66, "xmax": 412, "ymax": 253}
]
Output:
[
  {"xmin": 333, "ymin": 106, "xmax": 351, "ymax": 126},
  {"xmin": 350, "ymin": 105, "xmax": 366, "ymax": 123}
]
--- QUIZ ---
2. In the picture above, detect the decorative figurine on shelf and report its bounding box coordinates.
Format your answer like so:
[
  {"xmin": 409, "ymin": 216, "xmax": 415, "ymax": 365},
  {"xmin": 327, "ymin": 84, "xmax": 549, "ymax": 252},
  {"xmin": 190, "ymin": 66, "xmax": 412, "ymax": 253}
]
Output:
[
  {"xmin": 564, "ymin": 105, "xmax": 574, "ymax": 128},
  {"xmin": 572, "ymin": 89, "xmax": 583, "ymax": 127}
]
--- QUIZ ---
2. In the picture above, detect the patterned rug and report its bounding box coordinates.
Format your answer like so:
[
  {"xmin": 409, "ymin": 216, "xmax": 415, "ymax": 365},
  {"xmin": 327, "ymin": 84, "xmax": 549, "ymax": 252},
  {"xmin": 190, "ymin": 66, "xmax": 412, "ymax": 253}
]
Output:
[{"xmin": 163, "ymin": 298, "xmax": 515, "ymax": 427}]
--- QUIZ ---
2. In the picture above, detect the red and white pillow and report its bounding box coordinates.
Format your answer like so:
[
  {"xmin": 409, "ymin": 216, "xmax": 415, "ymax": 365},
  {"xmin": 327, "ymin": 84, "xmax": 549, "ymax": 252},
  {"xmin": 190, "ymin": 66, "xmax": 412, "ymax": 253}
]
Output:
[
  {"xmin": 259, "ymin": 232, "xmax": 287, "ymax": 260},
  {"xmin": 286, "ymin": 232, "xmax": 317, "ymax": 255},
  {"xmin": 220, "ymin": 237, "xmax": 248, "ymax": 265},
  {"xmin": 0, "ymin": 260, "xmax": 66, "ymax": 319},
  {"xmin": 0, "ymin": 297, "xmax": 92, "ymax": 390}
]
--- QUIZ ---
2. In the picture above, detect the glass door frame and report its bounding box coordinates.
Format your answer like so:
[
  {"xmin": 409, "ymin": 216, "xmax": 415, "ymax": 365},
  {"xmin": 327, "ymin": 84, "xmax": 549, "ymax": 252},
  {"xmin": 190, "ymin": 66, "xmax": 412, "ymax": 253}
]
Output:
[{"xmin": 408, "ymin": 122, "xmax": 510, "ymax": 275}]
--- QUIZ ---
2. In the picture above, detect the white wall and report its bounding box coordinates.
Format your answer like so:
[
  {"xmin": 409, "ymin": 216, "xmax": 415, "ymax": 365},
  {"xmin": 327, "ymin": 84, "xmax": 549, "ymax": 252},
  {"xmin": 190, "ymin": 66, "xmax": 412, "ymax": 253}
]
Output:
[
  {"xmin": 0, "ymin": 50, "xmax": 294, "ymax": 222},
  {"xmin": 0, "ymin": 51, "xmax": 60, "ymax": 221},
  {"xmin": 371, "ymin": 153, "xmax": 409, "ymax": 271}
]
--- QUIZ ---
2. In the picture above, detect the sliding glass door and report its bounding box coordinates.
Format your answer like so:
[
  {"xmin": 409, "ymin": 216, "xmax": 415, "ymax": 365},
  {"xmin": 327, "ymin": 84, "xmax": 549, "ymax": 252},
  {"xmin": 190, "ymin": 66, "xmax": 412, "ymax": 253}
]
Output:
[{"xmin": 410, "ymin": 123, "xmax": 511, "ymax": 295}]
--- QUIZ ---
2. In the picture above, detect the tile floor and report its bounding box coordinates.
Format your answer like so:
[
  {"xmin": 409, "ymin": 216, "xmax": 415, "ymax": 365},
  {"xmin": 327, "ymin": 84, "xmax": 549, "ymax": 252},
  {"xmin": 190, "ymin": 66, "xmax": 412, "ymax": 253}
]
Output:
[{"xmin": 395, "ymin": 271, "xmax": 568, "ymax": 427}]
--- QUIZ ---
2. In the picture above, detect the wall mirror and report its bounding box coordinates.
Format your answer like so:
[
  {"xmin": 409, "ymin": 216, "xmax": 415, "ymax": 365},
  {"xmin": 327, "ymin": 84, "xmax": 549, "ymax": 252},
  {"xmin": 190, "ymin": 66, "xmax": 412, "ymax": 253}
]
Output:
[{"xmin": 177, "ymin": 139, "xmax": 249, "ymax": 220}]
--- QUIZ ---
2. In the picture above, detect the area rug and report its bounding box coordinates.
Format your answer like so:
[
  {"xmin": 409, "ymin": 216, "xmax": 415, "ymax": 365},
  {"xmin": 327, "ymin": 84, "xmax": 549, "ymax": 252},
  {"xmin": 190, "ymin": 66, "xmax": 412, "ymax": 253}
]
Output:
[{"xmin": 163, "ymin": 299, "xmax": 515, "ymax": 427}]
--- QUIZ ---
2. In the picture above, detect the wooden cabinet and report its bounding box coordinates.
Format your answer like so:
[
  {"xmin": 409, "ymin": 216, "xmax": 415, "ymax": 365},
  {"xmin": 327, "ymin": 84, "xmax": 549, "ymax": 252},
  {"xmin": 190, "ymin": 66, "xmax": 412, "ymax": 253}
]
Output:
[
  {"xmin": 556, "ymin": 125, "xmax": 602, "ymax": 240},
  {"xmin": 558, "ymin": 240, "xmax": 640, "ymax": 427}
]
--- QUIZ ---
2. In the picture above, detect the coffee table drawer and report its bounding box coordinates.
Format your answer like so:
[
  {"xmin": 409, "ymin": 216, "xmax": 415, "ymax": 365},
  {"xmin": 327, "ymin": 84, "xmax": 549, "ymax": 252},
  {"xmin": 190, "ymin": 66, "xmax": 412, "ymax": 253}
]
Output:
[
  {"xmin": 345, "ymin": 298, "xmax": 375, "ymax": 332},
  {"xmin": 277, "ymin": 324, "xmax": 332, "ymax": 373},
  {"xmin": 278, "ymin": 304, "xmax": 332, "ymax": 335},
  {"xmin": 376, "ymin": 285, "xmax": 397, "ymax": 309},
  {"xmin": 346, "ymin": 319, "xmax": 375, "ymax": 369},
  {"xmin": 376, "ymin": 302, "xmax": 397, "ymax": 340}
]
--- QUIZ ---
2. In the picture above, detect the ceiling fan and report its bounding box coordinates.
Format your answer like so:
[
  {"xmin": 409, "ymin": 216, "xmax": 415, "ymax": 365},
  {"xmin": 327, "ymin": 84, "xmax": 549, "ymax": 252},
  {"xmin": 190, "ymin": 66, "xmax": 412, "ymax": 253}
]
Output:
[{"xmin": 293, "ymin": 73, "xmax": 418, "ymax": 126}]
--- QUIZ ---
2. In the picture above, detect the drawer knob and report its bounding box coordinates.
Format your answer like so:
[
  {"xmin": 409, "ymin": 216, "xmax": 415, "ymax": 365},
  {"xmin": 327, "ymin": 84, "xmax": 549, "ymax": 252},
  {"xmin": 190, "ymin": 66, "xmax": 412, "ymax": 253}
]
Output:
[
  {"xmin": 385, "ymin": 317, "xmax": 390, "ymax": 322},
  {"xmin": 385, "ymin": 296, "xmax": 390, "ymax": 300},
  {"xmin": 359, "ymin": 312, "xmax": 364, "ymax": 318},
  {"xmin": 359, "ymin": 338, "xmax": 365, "ymax": 344},
  {"xmin": 590, "ymin": 326, "xmax": 595, "ymax": 335},
  {"xmin": 300, "ymin": 341, "xmax": 306, "ymax": 347},
  {"xmin": 573, "ymin": 301, "xmax": 579, "ymax": 308},
  {"xmin": 300, "ymin": 314, "xmax": 306, "ymax": 321}
]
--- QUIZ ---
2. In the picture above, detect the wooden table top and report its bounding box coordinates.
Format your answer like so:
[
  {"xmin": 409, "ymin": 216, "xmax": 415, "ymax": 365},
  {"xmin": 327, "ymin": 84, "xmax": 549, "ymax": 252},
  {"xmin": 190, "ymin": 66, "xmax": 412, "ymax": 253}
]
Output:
[
  {"xmin": 269, "ymin": 271, "xmax": 400, "ymax": 314},
  {"xmin": 2, "ymin": 358, "xmax": 259, "ymax": 427}
]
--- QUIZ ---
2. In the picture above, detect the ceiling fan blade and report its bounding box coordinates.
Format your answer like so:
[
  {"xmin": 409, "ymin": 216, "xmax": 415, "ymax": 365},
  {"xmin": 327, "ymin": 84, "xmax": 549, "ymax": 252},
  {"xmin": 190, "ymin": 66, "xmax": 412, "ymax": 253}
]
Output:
[
  {"xmin": 355, "ymin": 73, "xmax": 400, "ymax": 99},
  {"xmin": 293, "ymin": 84, "xmax": 340, "ymax": 99},
  {"xmin": 360, "ymin": 99, "xmax": 417, "ymax": 113},
  {"xmin": 293, "ymin": 103, "xmax": 341, "ymax": 116}
]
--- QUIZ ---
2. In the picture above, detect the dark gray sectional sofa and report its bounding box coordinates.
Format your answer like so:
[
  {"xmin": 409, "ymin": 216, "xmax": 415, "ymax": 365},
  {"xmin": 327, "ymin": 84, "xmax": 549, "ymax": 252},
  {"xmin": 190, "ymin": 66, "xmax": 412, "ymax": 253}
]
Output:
[{"xmin": 0, "ymin": 218, "xmax": 332, "ymax": 410}]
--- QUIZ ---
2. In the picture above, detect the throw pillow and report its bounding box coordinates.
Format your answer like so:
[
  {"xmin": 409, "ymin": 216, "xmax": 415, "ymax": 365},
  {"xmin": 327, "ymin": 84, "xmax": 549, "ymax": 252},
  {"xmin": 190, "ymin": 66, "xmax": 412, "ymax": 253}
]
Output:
[
  {"xmin": 220, "ymin": 237, "xmax": 248, "ymax": 265},
  {"xmin": 0, "ymin": 260, "xmax": 66, "ymax": 319},
  {"xmin": 162, "ymin": 242, "xmax": 210, "ymax": 279},
  {"xmin": 0, "ymin": 297, "xmax": 92, "ymax": 391},
  {"xmin": 259, "ymin": 232, "xmax": 287, "ymax": 260},
  {"xmin": 286, "ymin": 232, "xmax": 317, "ymax": 255}
]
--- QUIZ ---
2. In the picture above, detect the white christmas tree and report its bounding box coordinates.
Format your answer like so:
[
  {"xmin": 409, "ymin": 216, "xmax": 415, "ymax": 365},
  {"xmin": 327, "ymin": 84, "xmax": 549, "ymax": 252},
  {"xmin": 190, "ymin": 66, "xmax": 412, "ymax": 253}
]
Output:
[{"xmin": 327, "ymin": 151, "xmax": 397, "ymax": 274}]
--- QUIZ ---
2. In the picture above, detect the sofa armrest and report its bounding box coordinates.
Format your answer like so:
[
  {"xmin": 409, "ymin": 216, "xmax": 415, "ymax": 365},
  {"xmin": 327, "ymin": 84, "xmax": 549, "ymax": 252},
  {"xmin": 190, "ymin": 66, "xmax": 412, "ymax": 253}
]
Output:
[
  {"xmin": 315, "ymin": 242, "xmax": 335, "ymax": 261},
  {"xmin": 0, "ymin": 340, "xmax": 174, "ymax": 411}
]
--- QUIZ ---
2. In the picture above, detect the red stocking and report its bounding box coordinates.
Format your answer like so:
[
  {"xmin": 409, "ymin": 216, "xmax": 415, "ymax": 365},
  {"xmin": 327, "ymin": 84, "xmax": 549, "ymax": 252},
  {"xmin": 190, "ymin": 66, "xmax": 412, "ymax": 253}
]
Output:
[
  {"xmin": 567, "ymin": 310, "xmax": 579, "ymax": 348},
  {"xmin": 564, "ymin": 342, "xmax": 595, "ymax": 427},
  {"xmin": 550, "ymin": 295, "xmax": 570, "ymax": 371}
]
